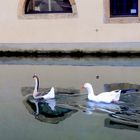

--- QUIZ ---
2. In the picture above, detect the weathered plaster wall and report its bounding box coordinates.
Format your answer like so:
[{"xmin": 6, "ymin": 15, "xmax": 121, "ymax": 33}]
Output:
[{"xmin": 0, "ymin": 0, "xmax": 140, "ymax": 43}]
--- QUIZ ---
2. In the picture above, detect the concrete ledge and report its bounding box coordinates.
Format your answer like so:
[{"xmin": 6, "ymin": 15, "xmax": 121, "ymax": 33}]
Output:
[{"xmin": 0, "ymin": 42, "xmax": 140, "ymax": 57}]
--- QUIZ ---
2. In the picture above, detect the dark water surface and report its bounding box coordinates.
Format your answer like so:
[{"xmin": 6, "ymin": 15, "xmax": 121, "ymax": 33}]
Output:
[{"xmin": 0, "ymin": 58, "xmax": 140, "ymax": 140}]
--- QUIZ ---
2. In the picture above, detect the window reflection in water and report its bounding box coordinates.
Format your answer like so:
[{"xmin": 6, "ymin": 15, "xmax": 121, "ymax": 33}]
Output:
[
  {"xmin": 23, "ymin": 96, "xmax": 77, "ymax": 124},
  {"xmin": 105, "ymin": 115, "xmax": 140, "ymax": 131}
]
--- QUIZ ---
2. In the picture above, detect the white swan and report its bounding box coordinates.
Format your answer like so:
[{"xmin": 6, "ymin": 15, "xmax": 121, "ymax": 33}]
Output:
[
  {"xmin": 33, "ymin": 74, "xmax": 55, "ymax": 100},
  {"xmin": 82, "ymin": 83, "xmax": 121, "ymax": 103}
]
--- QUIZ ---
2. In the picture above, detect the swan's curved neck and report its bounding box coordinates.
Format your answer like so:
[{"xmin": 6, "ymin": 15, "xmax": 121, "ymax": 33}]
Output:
[
  {"xmin": 33, "ymin": 77, "xmax": 39, "ymax": 97},
  {"xmin": 87, "ymin": 86, "xmax": 95, "ymax": 98}
]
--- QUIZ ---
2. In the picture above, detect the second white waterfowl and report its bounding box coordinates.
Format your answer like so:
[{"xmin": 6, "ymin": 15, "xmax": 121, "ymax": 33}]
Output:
[
  {"xmin": 33, "ymin": 74, "xmax": 55, "ymax": 100},
  {"xmin": 82, "ymin": 83, "xmax": 121, "ymax": 103}
]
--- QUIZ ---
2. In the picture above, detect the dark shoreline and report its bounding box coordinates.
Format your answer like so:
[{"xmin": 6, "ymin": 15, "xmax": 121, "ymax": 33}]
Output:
[{"xmin": 0, "ymin": 50, "xmax": 140, "ymax": 58}]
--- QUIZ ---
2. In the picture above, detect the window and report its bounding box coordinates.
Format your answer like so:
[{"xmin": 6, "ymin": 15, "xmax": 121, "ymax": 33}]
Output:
[
  {"xmin": 104, "ymin": 0, "xmax": 140, "ymax": 23},
  {"xmin": 18, "ymin": 0, "xmax": 77, "ymax": 19},
  {"xmin": 110, "ymin": 0, "xmax": 138, "ymax": 17},
  {"xmin": 25, "ymin": 0, "xmax": 72, "ymax": 14}
]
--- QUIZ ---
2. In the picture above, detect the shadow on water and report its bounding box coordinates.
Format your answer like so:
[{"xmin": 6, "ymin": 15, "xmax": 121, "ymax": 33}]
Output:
[{"xmin": 22, "ymin": 83, "xmax": 140, "ymax": 131}]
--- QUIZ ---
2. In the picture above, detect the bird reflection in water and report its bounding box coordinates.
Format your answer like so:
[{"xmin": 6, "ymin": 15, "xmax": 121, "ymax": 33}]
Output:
[
  {"xmin": 23, "ymin": 96, "xmax": 77, "ymax": 124},
  {"xmin": 81, "ymin": 100, "xmax": 121, "ymax": 115}
]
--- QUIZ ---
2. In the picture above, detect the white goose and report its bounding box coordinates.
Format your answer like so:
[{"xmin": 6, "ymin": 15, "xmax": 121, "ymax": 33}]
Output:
[
  {"xmin": 82, "ymin": 83, "xmax": 121, "ymax": 103},
  {"xmin": 33, "ymin": 74, "xmax": 55, "ymax": 100}
]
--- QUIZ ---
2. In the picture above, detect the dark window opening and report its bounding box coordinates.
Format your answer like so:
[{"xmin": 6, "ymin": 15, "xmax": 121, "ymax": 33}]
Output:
[
  {"xmin": 110, "ymin": 0, "xmax": 138, "ymax": 17},
  {"xmin": 25, "ymin": 0, "xmax": 72, "ymax": 14}
]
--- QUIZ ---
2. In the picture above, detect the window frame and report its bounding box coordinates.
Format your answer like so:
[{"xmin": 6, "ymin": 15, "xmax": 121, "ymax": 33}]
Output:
[
  {"xmin": 18, "ymin": 0, "xmax": 77, "ymax": 19},
  {"xmin": 104, "ymin": 0, "xmax": 140, "ymax": 23}
]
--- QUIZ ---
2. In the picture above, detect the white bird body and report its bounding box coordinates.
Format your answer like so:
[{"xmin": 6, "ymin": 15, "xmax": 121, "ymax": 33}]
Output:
[
  {"xmin": 33, "ymin": 74, "xmax": 55, "ymax": 100},
  {"xmin": 34, "ymin": 87, "xmax": 55, "ymax": 100},
  {"xmin": 83, "ymin": 83, "xmax": 121, "ymax": 103}
]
